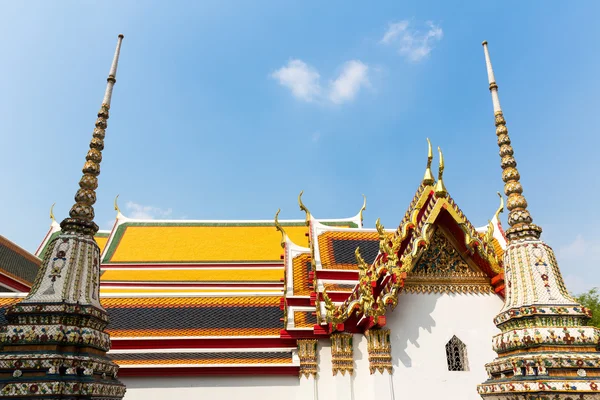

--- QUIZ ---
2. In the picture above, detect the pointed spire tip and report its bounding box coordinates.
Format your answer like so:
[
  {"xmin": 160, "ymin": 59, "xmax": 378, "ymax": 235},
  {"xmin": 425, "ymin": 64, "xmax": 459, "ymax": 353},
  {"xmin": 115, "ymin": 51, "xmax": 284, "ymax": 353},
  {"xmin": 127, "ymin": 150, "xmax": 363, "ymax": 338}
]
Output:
[
  {"xmin": 119, "ymin": 34, "xmax": 124, "ymax": 39},
  {"xmin": 482, "ymin": 40, "xmax": 488, "ymax": 46}
]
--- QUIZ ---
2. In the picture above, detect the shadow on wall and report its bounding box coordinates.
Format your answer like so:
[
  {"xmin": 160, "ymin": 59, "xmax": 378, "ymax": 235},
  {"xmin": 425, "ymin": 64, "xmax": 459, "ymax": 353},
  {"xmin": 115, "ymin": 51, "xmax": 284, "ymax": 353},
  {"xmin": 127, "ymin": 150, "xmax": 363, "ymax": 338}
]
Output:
[
  {"xmin": 121, "ymin": 375, "xmax": 301, "ymax": 389},
  {"xmin": 392, "ymin": 292, "xmax": 439, "ymax": 368}
]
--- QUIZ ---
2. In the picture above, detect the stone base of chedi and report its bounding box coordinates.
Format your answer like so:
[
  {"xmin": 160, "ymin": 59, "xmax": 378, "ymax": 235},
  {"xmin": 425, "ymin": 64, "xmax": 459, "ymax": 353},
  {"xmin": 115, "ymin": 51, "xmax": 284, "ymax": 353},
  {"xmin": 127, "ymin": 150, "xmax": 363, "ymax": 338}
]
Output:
[
  {"xmin": 0, "ymin": 234, "xmax": 125, "ymax": 399},
  {"xmin": 476, "ymin": 240, "xmax": 600, "ymax": 400}
]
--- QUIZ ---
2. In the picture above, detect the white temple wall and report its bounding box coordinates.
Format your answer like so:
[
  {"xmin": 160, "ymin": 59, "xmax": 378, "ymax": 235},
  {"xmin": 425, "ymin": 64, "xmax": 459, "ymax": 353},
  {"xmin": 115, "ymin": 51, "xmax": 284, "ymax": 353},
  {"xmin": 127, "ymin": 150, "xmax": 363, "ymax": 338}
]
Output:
[
  {"xmin": 121, "ymin": 375, "xmax": 302, "ymax": 400},
  {"xmin": 386, "ymin": 292, "xmax": 503, "ymax": 400}
]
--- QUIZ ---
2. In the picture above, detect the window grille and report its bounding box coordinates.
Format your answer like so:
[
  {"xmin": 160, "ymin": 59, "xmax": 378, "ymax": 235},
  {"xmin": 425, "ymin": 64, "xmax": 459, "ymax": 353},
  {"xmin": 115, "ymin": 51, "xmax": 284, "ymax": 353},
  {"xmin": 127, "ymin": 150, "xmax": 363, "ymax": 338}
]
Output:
[{"xmin": 445, "ymin": 335, "xmax": 468, "ymax": 371}]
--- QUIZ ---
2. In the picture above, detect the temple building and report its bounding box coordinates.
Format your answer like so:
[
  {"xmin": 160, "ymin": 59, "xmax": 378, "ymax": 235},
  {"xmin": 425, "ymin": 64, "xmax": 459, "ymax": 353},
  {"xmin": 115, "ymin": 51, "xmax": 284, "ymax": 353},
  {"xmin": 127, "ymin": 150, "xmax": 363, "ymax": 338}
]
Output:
[{"xmin": 0, "ymin": 37, "xmax": 598, "ymax": 400}]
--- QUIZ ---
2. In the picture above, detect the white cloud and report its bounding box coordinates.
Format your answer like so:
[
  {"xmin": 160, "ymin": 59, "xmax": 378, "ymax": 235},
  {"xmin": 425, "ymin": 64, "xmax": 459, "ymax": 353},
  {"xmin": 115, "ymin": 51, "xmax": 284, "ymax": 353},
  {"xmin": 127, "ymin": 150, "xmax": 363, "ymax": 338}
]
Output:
[
  {"xmin": 270, "ymin": 59, "xmax": 321, "ymax": 102},
  {"xmin": 272, "ymin": 59, "xmax": 369, "ymax": 105},
  {"xmin": 555, "ymin": 234, "xmax": 600, "ymax": 295},
  {"xmin": 381, "ymin": 21, "xmax": 410, "ymax": 44},
  {"xmin": 328, "ymin": 60, "xmax": 369, "ymax": 104},
  {"xmin": 381, "ymin": 20, "xmax": 443, "ymax": 62},
  {"xmin": 125, "ymin": 201, "xmax": 173, "ymax": 220}
]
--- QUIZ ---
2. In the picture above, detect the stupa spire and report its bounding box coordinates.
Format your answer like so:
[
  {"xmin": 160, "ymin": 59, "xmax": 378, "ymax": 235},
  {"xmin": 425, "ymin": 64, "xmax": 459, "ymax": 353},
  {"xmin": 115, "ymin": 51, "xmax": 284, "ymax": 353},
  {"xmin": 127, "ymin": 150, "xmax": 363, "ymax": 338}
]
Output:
[
  {"xmin": 482, "ymin": 41, "xmax": 541, "ymax": 241},
  {"xmin": 61, "ymin": 34, "xmax": 124, "ymax": 236},
  {"xmin": 0, "ymin": 35, "xmax": 126, "ymax": 399},
  {"xmin": 478, "ymin": 42, "xmax": 599, "ymax": 400}
]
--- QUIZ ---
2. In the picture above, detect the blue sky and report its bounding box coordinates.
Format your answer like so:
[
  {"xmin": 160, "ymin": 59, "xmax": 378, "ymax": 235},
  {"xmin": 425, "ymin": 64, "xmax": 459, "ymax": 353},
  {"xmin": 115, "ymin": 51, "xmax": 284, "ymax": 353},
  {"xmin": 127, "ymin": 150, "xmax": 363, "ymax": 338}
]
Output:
[{"xmin": 1, "ymin": 1, "xmax": 599, "ymax": 293}]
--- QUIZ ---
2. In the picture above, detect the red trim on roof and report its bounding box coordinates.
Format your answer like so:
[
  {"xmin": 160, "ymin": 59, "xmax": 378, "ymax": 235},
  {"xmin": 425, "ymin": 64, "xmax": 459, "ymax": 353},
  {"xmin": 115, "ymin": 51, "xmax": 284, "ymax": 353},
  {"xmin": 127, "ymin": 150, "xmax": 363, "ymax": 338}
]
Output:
[
  {"xmin": 117, "ymin": 366, "xmax": 299, "ymax": 377},
  {"xmin": 315, "ymin": 271, "xmax": 359, "ymax": 280},
  {"xmin": 0, "ymin": 273, "xmax": 30, "ymax": 292},
  {"xmin": 100, "ymin": 282, "xmax": 283, "ymax": 288},
  {"xmin": 326, "ymin": 292, "xmax": 353, "ymax": 303},
  {"xmin": 110, "ymin": 337, "xmax": 296, "ymax": 350},
  {"xmin": 102, "ymin": 263, "xmax": 284, "ymax": 268},
  {"xmin": 284, "ymin": 297, "xmax": 311, "ymax": 307},
  {"xmin": 280, "ymin": 329, "xmax": 324, "ymax": 340}
]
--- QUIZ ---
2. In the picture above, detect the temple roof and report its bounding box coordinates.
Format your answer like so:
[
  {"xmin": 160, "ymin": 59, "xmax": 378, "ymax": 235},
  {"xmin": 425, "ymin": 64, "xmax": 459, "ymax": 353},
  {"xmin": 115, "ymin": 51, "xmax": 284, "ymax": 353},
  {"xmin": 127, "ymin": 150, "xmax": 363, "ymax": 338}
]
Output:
[
  {"xmin": 0, "ymin": 236, "xmax": 40, "ymax": 292},
  {"xmin": 0, "ymin": 293, "xmax": 297, "ymax": 373}
]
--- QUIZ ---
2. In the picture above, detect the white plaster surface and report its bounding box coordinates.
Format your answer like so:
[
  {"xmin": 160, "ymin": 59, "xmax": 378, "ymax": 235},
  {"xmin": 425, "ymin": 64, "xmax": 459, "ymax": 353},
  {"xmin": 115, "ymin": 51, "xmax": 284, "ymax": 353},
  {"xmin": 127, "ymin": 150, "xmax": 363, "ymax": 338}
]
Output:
[
  {"xmin": 386, "ymin": 292, "xmax": 502, "ymax": 400},
  {"xmin": 121, "ymin": 375, "xmax": 302, "ymax": 400}
]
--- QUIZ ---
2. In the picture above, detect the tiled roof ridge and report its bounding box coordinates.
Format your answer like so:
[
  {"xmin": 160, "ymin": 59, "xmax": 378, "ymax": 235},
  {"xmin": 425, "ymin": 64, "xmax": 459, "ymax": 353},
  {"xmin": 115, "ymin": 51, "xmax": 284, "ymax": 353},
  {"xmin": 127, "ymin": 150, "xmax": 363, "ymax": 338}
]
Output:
[
  {"xmin": 0, "ymin": 268, "xmax": 34, "ymax": 288},
  {"xmin": 0, "ymin": 235, "xmax": 41, "ymax": 266}
]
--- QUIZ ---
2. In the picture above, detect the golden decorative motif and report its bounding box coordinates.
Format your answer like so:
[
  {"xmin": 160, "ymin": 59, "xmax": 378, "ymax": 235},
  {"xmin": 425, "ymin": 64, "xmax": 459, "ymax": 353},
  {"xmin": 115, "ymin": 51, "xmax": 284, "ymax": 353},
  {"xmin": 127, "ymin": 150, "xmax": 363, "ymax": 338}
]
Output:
[
  {"xmin": 321, "ymin": 247, "xmax": 377, "ymax": 326},
  {"xmin": 365, "ymin": 329, "xmax": 392, "ymax": 375},
  {"xmin": 274, "ymin": 209, "xmax": 287, "ymax": 249},
  {"xmin": 321, "ymin": 174, "xmax": 503, "ymax": 330},
  {"xmin": 413, "ymin": 229, "xmax": 468, "ymax": 274},
  {"xmin": 297, "ymin": 339, "xmax": 318, "ymax": 378},
  {"xmin": 434, "ymin": 146, "xmax": 447, "ymax": 197},
  {"xmin": 483, "ymin": 192, "xmax": 504, "ymax": 250},
  {"xmin": 114, "ymin": 194, "xmax": 122, "ymax": 217},
  {"xmin": 423, "ymin": 137, "xmax": 435, "ymax": 185},
  {"xmin": 404, "ymin": 271, "xmax": 495, "ymax": 295},
  {"xmin": 356, "ymin": 247, "xmax": 375, "ymax": 316},
  {"xmin": 331, "ymin": 333, "xmax": 353, "ymax": 376},
  {"xmin": 298, "ymin": 191, "xmax": 311, "ymax": 226},
  {"xmin": 49, "ymin": 203, "xmax": 56, "ymax": 223}
]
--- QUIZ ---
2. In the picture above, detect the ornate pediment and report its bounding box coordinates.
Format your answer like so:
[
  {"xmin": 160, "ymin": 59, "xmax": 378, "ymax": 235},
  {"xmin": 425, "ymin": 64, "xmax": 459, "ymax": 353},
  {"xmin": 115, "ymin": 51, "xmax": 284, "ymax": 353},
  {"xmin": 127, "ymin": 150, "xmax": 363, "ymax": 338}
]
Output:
[{"xmin": 405, "ymin": 228, "xmax": 494, "ymax": 294}]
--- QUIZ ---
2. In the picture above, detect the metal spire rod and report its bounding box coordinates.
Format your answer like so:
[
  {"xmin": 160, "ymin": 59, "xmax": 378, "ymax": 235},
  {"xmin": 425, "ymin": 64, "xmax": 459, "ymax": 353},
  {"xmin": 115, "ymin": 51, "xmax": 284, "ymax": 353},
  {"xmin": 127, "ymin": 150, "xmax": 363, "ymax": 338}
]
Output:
[
  {"xmin": 482, "ymin": 41, "xmax": 541, "ymax": 241},
  {"xmin": 61, "ymin": 34, "xmax": 124, "ymax": 235}
]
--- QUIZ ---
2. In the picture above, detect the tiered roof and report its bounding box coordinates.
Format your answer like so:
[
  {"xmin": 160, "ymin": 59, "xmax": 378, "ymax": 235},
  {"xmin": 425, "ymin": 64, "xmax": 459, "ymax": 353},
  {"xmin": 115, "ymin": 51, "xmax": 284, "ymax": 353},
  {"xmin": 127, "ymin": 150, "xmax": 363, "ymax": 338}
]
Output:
[
  {"xmin": 0, "ymin": 236, "xmax": 40, "ymax": 292},
  {"xmin": 1, "ymin": 144, "xmax": 509, "ymax": 379}
]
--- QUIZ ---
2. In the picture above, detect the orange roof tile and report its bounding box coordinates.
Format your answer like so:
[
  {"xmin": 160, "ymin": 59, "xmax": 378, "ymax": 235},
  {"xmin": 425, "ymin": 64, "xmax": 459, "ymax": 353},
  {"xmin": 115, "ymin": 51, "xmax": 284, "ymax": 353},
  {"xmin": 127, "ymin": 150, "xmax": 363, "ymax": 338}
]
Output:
[
  {"xmin": 317, "ymin": 231, "xmax": 383, "ymax": 270},
  {"xmin": 292, "ymin": 253, "xmax": 312, "ymax": 296}
]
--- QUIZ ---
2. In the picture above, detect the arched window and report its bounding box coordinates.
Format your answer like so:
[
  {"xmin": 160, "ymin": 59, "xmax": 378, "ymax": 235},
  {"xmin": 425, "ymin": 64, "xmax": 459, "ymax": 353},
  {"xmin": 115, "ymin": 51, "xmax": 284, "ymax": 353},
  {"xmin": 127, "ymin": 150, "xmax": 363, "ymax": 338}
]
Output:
[{"xmin": 445, "ymin": 335, "xmax": 468, "ymax": 371}]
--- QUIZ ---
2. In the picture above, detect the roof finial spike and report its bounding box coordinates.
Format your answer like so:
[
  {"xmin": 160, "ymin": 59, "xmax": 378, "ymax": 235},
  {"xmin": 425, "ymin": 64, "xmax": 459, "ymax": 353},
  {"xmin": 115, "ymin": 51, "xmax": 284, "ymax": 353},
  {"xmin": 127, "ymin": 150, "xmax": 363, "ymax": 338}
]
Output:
[
  {"xmin": 50, "ymin": 203, "xmax": 56, "ymax": 223},
  {"xmin": 358, "ymin": 194, "xmax": 367, "ymax": 226},
  {"xmin": 103, "ymin": 34, "xmax": 124, "ymax": 107},
  {"xmin": 434, "ymin": 146, "xmax": 447, "ymax": 197},
  {"xmin": 482, "ymin": 41, "xmax": 541, "ymax": 241},
  {"xmin": 494, "ymin": 191, "xmax": 505, "ymax": 221},
  {"xmin": 298, "ymin": 190, "xmax": 311, "ymax": 226},
  {"xmin": 114, "ymin": 194, "xmax": 123, "ymax": 218},
  {"xmin": 423, "ymin": 138, "xmax": 435, "ymax": 185},
  {"xmin": 60, "ymin": 35, "xmax": 125, "ymax": 236},
  {"xmin": 274, "ymin": 209, "xmax": 287, "ymax": 248}
]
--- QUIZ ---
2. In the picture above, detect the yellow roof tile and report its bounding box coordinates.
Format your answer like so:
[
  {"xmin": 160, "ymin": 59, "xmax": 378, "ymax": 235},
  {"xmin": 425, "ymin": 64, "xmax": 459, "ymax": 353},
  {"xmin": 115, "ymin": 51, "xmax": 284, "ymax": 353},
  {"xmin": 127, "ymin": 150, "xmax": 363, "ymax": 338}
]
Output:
[
  {"xmin": 100, "ymin": 268, "xmax": 284, "ymax": 283},
  {"xmin": 100, "ymin": 295, "xmax": 280, "ymax": 308},
  {"xmin": 108, "ymin": 224, "xmax": 310, "ymax": 263},
  {"xmin": 292, "ymin": 253, "xmax": 312, "ymax": 296},
  {"xmin": 95, "ymin": 235, "xmax": 108, "ymax": 253}
]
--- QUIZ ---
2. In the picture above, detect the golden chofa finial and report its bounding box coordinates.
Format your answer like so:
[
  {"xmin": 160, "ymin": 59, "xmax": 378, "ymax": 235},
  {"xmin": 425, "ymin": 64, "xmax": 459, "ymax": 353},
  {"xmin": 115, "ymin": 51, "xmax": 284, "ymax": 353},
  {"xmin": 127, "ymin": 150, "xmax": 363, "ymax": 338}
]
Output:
[
  {"xmin": 434, "ymin": 146, "xmax": 447, "ymax": 197},
  {"xmin": 494, "ymin": 191, "xmax": 504, "ymax": 221},
  {"xmin": 274, "ymin": 209, "xmax": 288, "ymax": 248},
  {"xmin": 298, "ymin": 190, "xmax": 311, "ymax": 225},
  {"xmin": 358, "ymin": 194, "xmax": 367, "ymax": 226},
  {"xmin": 423, "ymin": 138, "xmax": 435, "ymax": 185},
  {"xmin": 114, "ymin": 194, "xmax": 123, "ymax": 218},
  {"xmin": 49, "ymin": 203, "xmax": 56, "ymax": 223}
]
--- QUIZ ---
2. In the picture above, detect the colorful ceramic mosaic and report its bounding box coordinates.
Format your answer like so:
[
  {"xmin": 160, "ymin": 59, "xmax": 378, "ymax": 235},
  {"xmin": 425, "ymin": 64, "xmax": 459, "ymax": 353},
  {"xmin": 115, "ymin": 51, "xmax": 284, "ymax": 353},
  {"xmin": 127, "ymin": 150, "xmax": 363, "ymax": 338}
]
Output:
[{"xmin": 478, "ymin": 42, "xmax": 600, "ymax": 399}]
